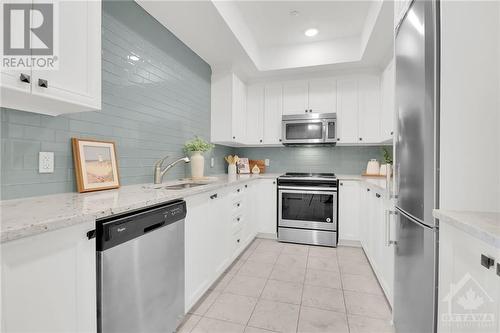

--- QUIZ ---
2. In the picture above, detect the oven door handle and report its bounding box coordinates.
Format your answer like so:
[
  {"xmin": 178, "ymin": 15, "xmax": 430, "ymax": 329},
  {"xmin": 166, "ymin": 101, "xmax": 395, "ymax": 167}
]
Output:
[{"xmin": 278, "ymin": 186, "xmax": 337, "ymax": 193}]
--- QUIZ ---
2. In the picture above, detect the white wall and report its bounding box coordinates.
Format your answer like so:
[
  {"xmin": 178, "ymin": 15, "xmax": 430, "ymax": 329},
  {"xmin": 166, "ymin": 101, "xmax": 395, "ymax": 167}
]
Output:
[{"xmin": 440, "ymin": 1, "xmax": 500, "ymax": 212}]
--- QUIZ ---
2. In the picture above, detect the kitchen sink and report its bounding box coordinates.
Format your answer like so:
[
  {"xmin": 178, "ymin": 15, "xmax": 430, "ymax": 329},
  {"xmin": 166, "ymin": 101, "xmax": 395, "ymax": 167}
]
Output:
[
  {"xmin": 146, "ymin": 182, "xmax": 210, "ymax": 190},
  {"xmin": 162, "ymin": 182, "xmax": 209, "ymax": 190}
]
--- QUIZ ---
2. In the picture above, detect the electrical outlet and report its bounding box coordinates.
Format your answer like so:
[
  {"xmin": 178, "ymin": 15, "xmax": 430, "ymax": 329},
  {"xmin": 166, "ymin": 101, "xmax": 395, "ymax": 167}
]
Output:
[
  {"xmin": 39, "ymin": 152, "xmax": 54, "ymax": 173},
  {"xmin": 265, "ymin": 159, "xmax": 270, "ymax": 167},
  {"xmin": 210, "ymin": 157, "xmax": 215, "ymax": 168}
]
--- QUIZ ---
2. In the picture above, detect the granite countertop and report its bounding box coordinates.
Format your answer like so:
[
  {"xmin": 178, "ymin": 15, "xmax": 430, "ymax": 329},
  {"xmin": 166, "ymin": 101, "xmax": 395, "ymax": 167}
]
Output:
[
  {"xmin": 0, "ymin": 173, "xmax": 280, "ymax": 244},
  {"xmin": 433, "ymin": 210, "xmax": 500, "ymax": 249}
]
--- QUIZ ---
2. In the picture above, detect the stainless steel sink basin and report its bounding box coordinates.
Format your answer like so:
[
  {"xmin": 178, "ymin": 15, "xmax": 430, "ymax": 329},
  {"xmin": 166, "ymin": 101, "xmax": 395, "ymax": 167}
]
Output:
[
  {"xmin": 146, "ymin": 182, "xmax": 210, "ymax": 190},
  {"xmin": 162, "ymin": 182, "xmax": 208, "ymax": 190}
]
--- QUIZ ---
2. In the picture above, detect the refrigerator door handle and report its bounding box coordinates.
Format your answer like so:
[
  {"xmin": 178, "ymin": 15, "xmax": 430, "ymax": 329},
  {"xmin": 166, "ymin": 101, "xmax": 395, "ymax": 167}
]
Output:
[{"xmin": 385, "ymin": 210, "xmax": 398, "ymax": 246}]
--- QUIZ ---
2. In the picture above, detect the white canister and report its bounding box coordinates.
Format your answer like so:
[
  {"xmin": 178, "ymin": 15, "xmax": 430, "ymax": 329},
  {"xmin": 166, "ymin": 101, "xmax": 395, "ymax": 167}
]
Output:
[
  {"xmin": 366, "ymin": 159, "xmax": 380, "ymax": 175},
  {"xmin": 190, "ymin": 151, "xmax": 204, "ymax": 179},
  {"xmin": 379, "ymin": 164, "xmax": 387, "ymax": 176},
  {"xmin": 228, "ymin": 164, "xmax": 237, "ymax": 176}
]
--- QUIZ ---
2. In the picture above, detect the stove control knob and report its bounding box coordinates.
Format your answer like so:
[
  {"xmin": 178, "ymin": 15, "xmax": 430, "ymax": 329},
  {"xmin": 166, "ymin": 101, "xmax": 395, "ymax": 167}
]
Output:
[{"xmin": 326, "ymin": 218, "xmax": 331, "ymax": 222}]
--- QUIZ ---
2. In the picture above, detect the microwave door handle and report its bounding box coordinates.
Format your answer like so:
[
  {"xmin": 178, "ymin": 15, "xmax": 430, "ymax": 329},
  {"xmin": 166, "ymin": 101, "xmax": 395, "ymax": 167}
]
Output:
[{"xmin": 322, "ymin": 121, "xmax": 327, "ymax": 142}]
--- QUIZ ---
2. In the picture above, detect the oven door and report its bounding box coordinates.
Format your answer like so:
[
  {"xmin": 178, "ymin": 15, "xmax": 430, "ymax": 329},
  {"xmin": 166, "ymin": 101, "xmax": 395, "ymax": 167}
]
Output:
[
  {"xmin": 282, "ymin": 119, "xmax": 326, "ymax": 144},
  {"xmin": 278, "ymin": 188, "xmax": 337, "ymax": 231}
]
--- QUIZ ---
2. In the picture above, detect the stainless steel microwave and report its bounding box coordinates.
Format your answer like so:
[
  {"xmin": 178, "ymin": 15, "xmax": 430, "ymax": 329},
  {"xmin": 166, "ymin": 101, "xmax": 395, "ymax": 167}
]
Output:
[{"xmin": 281, "ymin": 113, "xmax": 337, "ymax": 145}]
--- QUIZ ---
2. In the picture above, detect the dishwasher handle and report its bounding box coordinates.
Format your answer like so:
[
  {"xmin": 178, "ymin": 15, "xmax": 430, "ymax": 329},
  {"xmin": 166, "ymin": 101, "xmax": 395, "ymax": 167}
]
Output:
[{"xmin": 96, "ymin": 200, "xmax": 186, "ymax": 251}]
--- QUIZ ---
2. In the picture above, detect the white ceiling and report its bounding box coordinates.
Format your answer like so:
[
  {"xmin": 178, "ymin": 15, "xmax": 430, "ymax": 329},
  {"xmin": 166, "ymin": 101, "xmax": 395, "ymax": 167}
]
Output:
[
  {"xmin": 135, "ymin": 0, "xmax": 393, "ymax": 80},
  {"xmin": 232, "ymin": 1, "xmax": 372, "ymax": 48}
]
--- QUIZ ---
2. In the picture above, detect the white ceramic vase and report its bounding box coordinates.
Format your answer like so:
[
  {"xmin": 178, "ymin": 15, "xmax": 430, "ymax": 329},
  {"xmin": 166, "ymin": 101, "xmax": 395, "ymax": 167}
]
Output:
[
  {"xmin": 228, "ymin": 164, "xmax": 237, "ymax": 176},
  {"xmin": 190, "ymin": 151, "xmax": 204, "ymax": 179},
  {"xmin": 379, "ymin": 164, "xmax": 388, "ymax": 176}
]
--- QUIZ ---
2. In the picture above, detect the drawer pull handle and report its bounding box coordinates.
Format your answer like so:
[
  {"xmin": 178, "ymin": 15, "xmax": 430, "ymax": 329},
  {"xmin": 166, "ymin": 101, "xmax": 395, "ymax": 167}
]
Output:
[
  {"xmin": 237, "ymin": 189, "xmax": 240, "ymax": 193},
  {"xmin": 38, "ymin": 78, "xmax": 48, "ymax": 88},
  {"xmin": 210, "ymin": 193, "xmax": 218, "ymax": 200},
  {"xmin": 376, "ymin": 193, "xmax": 381, "ymax": 198},
  {"xmin": 237, "ymin": 217, "xmax": 240, "ymax": 221},
  {"xmin": 19, "ymin": 73, "xmax": 30, "ymax": 83},
  {"xmin": 237, "ymin": 203, "xmax": 240, "ymax": 207},
  {"xmin": 481, "ymin": 254, "xmax": 495, "ymax": 269},
  {"xmin": 237, "ymin": 239, "xmax": 240, "ymax": 243}
]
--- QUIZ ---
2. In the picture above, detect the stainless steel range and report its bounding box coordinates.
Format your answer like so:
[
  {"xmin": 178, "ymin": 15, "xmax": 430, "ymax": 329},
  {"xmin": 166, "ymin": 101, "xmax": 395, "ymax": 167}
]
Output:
[{"xmin": 277, "ymin": 173, "xmax": 338, "ymax": 247}]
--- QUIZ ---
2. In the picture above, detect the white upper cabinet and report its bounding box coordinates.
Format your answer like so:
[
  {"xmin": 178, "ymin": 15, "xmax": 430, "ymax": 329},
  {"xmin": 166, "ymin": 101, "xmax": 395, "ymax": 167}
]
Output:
[
  {"xmin": 211, "ymin": 72, "xmax": 247, "ymax": 145},
  {"xmin": 308, "ymin": 78, "xmax": 337, "ymax": 114},
  {"xmin": 0, "ymin": 0, "xmax": 101, "ymax": 116},
  {"xmin": 263, "ymin": 84, "xmax": 283, "ymax": 145},
  {"xmin": 282, "ymin": 80, "xmax": 309, "ymax": 115},
  {"xmin": 337, "ymin": 79, "xmax": 359, "ymax": 144},
  {"xmin": 380, "ymin": 60, "xmax": 395, "ymax": 142},
  {"xmin": 283, "ymin": 79, "xmax": 336, "ymax": 115},
  {"xmin": 358, "ymin": 76, "xmax": 381, "ymax": 143},
  {"xmin": 246, "ymin": 84, "xmax": 265, "ymax": 144}
]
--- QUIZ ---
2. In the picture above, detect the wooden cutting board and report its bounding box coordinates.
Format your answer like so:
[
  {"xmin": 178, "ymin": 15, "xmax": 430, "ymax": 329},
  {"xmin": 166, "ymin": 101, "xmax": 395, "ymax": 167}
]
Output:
[{"xmin": 249, "ymin": 160, "xmax": 266, "ymax": 173}]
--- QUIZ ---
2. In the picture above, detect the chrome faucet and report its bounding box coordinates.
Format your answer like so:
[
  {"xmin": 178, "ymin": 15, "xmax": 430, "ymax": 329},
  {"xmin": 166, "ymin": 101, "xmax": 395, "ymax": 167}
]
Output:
[{"xmin": 154, "ymin": 156, "xmax": 190, "ymax": 184}]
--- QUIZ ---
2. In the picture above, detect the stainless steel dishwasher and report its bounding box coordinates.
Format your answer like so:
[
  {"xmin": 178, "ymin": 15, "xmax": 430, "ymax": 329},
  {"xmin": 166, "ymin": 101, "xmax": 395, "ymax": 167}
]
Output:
[{"xmin": 96, "ymin": 200, "xmax": 186, "ymax": 333}]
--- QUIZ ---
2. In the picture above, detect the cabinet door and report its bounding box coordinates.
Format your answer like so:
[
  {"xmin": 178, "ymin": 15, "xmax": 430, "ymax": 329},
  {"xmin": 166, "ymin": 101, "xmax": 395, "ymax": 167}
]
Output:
[
  {"xmin": 283, "ymin": 80, "xmax": 309, "ymax": 115},
  {"xmin": 246, "ymin": 84, "xmax": 265, "ymax": 145},
  {"xmin": 263, "ymin": 84, "xmax": 283, "ymax": 144},
  {"xmin": 438, "ymin": 223, "xmax": 500, "ymax": 333},
  {"xmin": 308, "ymin": 78, "xmax": 336, "ymax": 114},
  {"xmin": 31, "ymin": 0, "xmax": 101, "ymax": 111},
  {"xmin": 337, "ymin": 79, "xmax": 359, "ymax": 143},
  {"xmin": 184, "ymin": 193, "xmax": 213, "ymax": 311},
  {"xmin": 358, "ymin": 77, "xmax": 381, "ymax": 143},
  {"xmin": 211, "ymin": 190, "xmax": 231, "ymax": 276},
  {"xmin": 1, "ymin": 222, "xmax": 96, "ymax": 332},
  {"xmin": 381, "ymin": 61, "xmax": 395, "ymax": 141},
  {"xmin": 231, "ymin": 75, "xmax": 247, "ymax": 143},
  {"xmin": 338, "ymin": 180, "xmax": 360, "ymax": 242},
  {"xmin": 256, "ymin": 179, "xmax": 277, "ymax": 235}
]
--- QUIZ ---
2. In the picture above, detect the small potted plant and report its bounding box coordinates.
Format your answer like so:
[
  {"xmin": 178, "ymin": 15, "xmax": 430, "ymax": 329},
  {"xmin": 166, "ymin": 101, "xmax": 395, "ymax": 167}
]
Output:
[
  {"xmin": 380, "ymin": 147, "xmax": 393, "ymax": 177},
  {"xmin": 184, "ymin": 136, "xmax": 214, "ymax": 179}
]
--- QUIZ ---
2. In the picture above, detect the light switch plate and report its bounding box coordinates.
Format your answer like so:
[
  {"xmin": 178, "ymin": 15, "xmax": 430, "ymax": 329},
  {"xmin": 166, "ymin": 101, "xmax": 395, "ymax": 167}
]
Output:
[
  {"xmin": 39, "ymin": 152, "xmax": 54, "ymax": 173},
  {"xmin": 265, "ymin": 159, "xmax": 270, "ymax": 166}
]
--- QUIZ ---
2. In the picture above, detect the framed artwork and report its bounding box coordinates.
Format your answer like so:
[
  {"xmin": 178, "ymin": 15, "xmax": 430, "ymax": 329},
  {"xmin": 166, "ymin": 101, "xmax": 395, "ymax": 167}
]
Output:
[
  {"xmin": 72, "ymin": 138, "xmax": 120, "ymax": 193},
  {"xmin": 236, "ymin": 158, "xmax": 250, "ymax": 174}
]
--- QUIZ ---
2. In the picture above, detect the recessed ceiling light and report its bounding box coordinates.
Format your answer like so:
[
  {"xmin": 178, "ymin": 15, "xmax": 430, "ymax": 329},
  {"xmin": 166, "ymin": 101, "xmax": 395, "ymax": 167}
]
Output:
[
  {"xmin": 289, "ymin": 10, "xmax": 299, "ymax": 16},
  {"xmin": 128, "ymin": 55, "xmax": 140, "ymax": 61},
  {"xmin": 304, "ymin": 28, "xmax": 319, "ymax": 37}
]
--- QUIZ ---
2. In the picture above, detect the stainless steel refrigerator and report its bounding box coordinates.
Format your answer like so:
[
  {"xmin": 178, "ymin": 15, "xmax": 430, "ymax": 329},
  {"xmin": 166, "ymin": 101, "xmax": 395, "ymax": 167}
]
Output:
[{"xmin": 394, "ymin": 0, "xmax": 440, "ymax": 332}]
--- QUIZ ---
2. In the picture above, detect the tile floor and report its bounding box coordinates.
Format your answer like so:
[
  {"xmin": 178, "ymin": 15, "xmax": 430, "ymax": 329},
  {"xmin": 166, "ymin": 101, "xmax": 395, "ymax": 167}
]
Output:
[{"xmin": 177, "ymin": 238, "xmax": 394, "ymax": 333}]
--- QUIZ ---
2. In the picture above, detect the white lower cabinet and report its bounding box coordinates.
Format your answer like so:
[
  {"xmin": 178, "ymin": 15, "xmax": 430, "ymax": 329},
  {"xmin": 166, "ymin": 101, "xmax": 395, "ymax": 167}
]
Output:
[
  {"xmin": 349, "ymin": 181, "xmax": 395, "ymax": 306},
  {"xmin": 338, "ymin": 180, "xmax": 360, "ymax": 243},
  {"xmin": 184, "ymin": 178, "xmax": 277, "ymax": 312},
  {"xmin": 438, "ymin": 222, "xmax": 500, "ymax": 333},
  {"xmin": 1, "ymin": 221, "xmax": 96, "ymax": 332}
]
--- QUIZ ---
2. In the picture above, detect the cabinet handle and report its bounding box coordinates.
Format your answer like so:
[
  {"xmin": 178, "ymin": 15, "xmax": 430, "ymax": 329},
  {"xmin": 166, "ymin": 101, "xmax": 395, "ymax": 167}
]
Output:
[
  {"xmin": 237, "ymin": 217, "xmax": 241, "ymax": 222},
  {"xmin": 359, "ymin": 137, "xmax": 363, "ymax": 141},
  {"xmin": 385, "ymin": 210, "xmax": 397, "ymax": 246},
  {"xmin": 38, "ymin": 78, "xmax": 48, "ymax": 88},
  {"xmin": 279, "ymin": 139, "xmax": 282, "ymax": 142},
  {"xmin": 340, "ymin": 182, "xmax": 343, "ymax": 186},
  {"xmin": 309, "ymin": 109, "xmax": 313, "ymax": 113},
  {"xmin": 367, "ymin": 188, "xmax": 370, "ymax": 192},
  {"xmin": 237, "ymin": 203, "xmax": 240, "ymax": 207},
  {"xmin": 481, "ymin": 254, "xmax": 495, "ymax": 269},
  {"xmin": 376, "ymin": 193, "xmax": 381, "ymax": 198},
  {"xmin": 245, "ymin": 184, "xmax": 248, "ymax": 188},
  {"xmin": 260, "ymin": 139, "xmax": 263, "ymax": 143},
  {"xmin": 390, "ymin": 131, "xmax": 394, "ymax": 135},
  {"xmin": 87, "ymin": 230, "xmax": 96, "ymax": 240},
  {"xmin": 305, "ymin": 110, "xmax": 308, "ymax": 113},
  {"xmin": 19, "ymin": 73, "xmax": 30, "ymax": 83},
  {"xmin": 337, "ymin": 138, "xmax": 340, "ymax": 141},
  {"xmin": 273, "ymin": 181, "xmax": 276, "ymax": 184},
  {"xmin": 237, "ymin": 239, "xmax": 240, "ymax": 243},
  {"xmin": 237, "ymin": 188, "xmax": 240, "ymax": 193},
  {"xmin": 233, "ymin": 136, "xmax": 236, "ymax": 139},
  {"xmin": 210, "ymin": 193, "xmax": 218, "ymax": 200}
]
